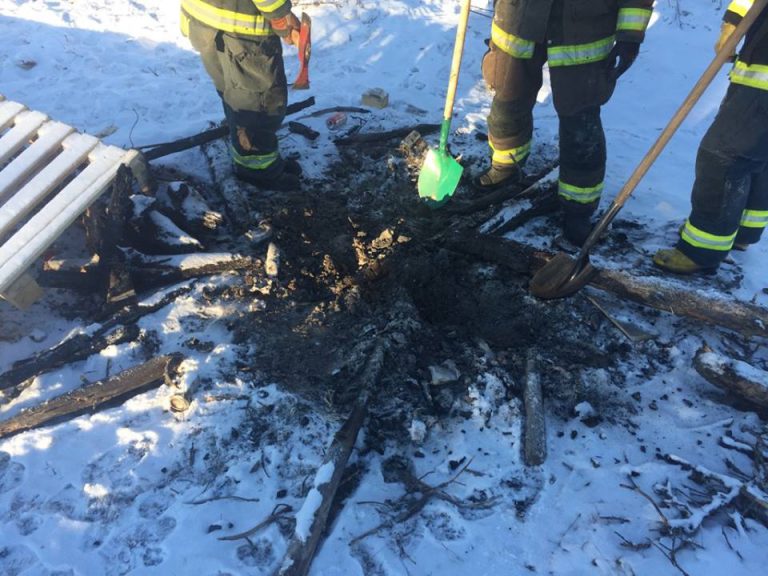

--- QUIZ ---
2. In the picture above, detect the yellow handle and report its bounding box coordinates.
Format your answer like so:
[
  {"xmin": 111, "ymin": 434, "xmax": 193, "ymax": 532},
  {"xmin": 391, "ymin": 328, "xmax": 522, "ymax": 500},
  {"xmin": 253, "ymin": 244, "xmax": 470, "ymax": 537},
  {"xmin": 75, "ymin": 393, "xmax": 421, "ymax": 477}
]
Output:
[{"xmin": 443, "ymin": 0, "xmax": 472, "ymax": 123}]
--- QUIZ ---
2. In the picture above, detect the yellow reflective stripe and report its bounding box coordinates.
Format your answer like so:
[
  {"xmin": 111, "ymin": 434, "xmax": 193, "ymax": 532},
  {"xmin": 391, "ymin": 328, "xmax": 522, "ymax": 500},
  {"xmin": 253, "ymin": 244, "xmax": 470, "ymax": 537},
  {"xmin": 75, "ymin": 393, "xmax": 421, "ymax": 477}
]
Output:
[
  {"xmin": 490, "ymin": 140, "xmax": 532, "ymax": 165},
  {"xmin": 740, "ymin": 209, "xmax": 768, "ymax": 228},
  {"xmin": 230, "ymin": 146, "xmax": 279, "ymax": 170},
  {"xmin": 680, "ymin": 219, "xmax": 736, "ymax": 251},
  {"xmin": 181, "ymin": 0, "xmax": 271, "ymax": 36},
  {"xmin": 491, "ymin": 22, "xmax": 535, "ymax": 59},
  {"xmin": 181, "ymin": 12, "xmax": 190, "ymax": 37},
  {"xmin": 548, "ymin": 35, "xmax": 615, "ymax": 67},
  {"xmin": 558, "ymin": 180, "xmax": 603, "ymax": 203},
  {"xmin": 253, "ymin": 0, "xmax": 288, "ymax": 14},
  {"xmin": 617, "ymin": 8, "xmax": 652, "ymax": 32},
  {"xmin": 727, "ymin": 0, "xmax": 753, "ymax": 17},
  {"xmin": 730, "ymin": 60, "xmax": 768, "ymax": 91}
]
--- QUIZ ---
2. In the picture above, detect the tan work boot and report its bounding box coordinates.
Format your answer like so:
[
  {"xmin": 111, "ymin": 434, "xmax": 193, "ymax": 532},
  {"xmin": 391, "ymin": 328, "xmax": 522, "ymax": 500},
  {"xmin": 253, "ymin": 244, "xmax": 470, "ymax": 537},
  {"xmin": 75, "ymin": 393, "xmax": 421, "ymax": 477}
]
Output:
[
  {"xmin": 652, "ymin": 248, "xmax": 717, "ymax": 275},
  {"xmin": 471, "ymin": 164, "xmax": 522, "ymax": 191}
]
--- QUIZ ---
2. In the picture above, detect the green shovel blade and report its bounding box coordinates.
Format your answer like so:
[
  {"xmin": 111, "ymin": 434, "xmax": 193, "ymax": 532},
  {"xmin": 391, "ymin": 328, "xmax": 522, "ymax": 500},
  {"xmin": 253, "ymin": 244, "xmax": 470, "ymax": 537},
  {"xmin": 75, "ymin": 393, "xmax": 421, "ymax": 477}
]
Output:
[{"xmin": 417, "ymin": 148, "xmax": 464, "ymax": 205}]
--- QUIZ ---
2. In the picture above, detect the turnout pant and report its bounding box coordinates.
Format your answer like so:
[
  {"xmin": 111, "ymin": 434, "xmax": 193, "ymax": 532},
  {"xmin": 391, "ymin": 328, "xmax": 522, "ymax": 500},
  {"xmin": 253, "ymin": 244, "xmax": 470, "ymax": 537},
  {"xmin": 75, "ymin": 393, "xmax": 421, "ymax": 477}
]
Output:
[
  {"xmin": 187, "ymin": 18, "xmax": 287, "ymax": 173},
  {"xmin": 483, "ymin": 42, "xmax": 616, "ymax": 213},
  {"xmin": 678, "ymin": 83, "xmax": 768, "ymax": 267}
]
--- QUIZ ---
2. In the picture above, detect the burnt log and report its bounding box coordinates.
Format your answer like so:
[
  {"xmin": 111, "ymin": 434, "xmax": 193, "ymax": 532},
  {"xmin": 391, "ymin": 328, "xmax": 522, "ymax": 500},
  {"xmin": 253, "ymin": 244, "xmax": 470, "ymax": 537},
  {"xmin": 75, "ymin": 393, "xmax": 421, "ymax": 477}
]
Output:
[
  {"xmin": 447, "ymin": 234, "xmax": 768, "ymax": 339},
  {"xmin": 0, "ymin": 284, "xmax": 191, "ymax": 393},
  {"xmin": 693, "ymin": 347, "xmax": 768, "ymax": 408},
  {"xmin": 140, "ymin": 96, "xmax": 316, "ymax": 161},
  {"xmin": 277, "ymin": 342, "xmax": 387, "ymax": 576},
  {"xmin": 523, "ymin": 350, "xmax": 547, "ymax": 466},
  {"xmin": 334, "ymin": 123, "xmax": 440, "ymax": 146},
  {"xmin": 163, "ymin": 181, "xmax": 224, "ymax": 236},
  {"xmin": 122, "ymin": 250, "xmax": 256, "ymax": 291},
  {"xmin": 0, "ymin": 354, "xmax": 183, "ymax": 439},
  {"xmin": 0, "ymin": 325, "xmax": 139, "ymax": 392}
]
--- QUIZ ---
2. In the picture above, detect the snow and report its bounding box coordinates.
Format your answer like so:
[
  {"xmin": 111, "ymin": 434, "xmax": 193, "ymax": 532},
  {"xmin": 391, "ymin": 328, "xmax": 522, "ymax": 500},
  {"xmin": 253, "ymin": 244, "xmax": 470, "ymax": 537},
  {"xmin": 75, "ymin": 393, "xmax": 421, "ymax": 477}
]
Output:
[
  {"xmin": 293, "ymin": 460, "xmax": 336, "ymax": 542},
  {"xmin": 1, "ymin": 1, "xmax": 768, "ymax": 575},
  {"xmin": 699, "ymin": 351, "xmax": 768, "ymax": 391}
]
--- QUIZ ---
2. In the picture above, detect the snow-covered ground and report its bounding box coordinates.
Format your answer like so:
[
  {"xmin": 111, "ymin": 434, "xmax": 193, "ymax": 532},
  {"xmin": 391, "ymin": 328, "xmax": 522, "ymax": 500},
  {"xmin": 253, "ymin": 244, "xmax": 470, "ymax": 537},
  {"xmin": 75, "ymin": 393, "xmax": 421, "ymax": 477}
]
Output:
[{"xmin": 1, "ymin": 1, "xmax": 767, "ymax": 575}]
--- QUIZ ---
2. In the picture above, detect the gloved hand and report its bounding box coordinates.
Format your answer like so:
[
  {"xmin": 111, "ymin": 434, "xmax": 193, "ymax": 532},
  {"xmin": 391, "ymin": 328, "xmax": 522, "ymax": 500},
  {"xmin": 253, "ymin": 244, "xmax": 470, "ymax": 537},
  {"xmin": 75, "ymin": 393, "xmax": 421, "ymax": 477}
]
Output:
[
  {"xmin": 605, "ymin": 41, "xmax": 640, "ymax": 81},
  {"xmin": 270, "ymin": 12, "xmax": 301, "ymax": 45},
  {"xmin": 714, "ymin": 22, "xmax": 737, "ymax": 57}
]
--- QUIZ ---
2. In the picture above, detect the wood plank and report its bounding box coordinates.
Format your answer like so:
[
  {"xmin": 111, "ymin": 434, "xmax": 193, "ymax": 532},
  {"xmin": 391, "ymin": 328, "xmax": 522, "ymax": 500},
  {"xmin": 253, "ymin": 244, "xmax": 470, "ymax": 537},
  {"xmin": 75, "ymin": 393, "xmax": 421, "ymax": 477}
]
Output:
[
  {"xmin": 0, "ymin": 110, "xmax": 48, "ymax": 165},
  {"xmin": 0, "ymin": 271, "xmax": 43, "ymax": 310},
  {"xmin": 0, "ymin": 133, "xmax": 99, "ymax": 238},
  {"xmin": 0, "ymin": 101, "xmax": 26, "ymax": 133},
  {"xmin": 0, "ymin": 148, "xmax": 138, "ymax": 293},
  {"xmin": 0, "ymin": 121, "xmax": 73, "ymax": 204}
]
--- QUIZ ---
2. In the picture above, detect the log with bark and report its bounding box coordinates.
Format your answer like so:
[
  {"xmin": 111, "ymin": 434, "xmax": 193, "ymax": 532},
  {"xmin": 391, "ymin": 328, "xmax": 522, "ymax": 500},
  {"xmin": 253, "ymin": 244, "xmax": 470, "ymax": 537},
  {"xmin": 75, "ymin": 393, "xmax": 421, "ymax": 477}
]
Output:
[
  {"xmin": 693, "ymin": 346, "xmax": 768, "ymax": 408},
  {"xmin": 446, "ymin": 234, "xmax": 768, "ymax": 339},
  {"xmin": 276, "ymin": 342, "xmax": 387, "ymax": 576},
  {"xmin": 0, "ymin": 354, "xmax": 184, "ymax": 439}
]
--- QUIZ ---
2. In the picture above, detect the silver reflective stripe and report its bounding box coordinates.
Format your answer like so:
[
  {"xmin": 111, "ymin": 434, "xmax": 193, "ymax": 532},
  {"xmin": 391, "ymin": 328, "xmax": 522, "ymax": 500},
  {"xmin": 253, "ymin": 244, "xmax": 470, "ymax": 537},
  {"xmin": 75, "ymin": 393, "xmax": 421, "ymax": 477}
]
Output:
[
  {"xmin": 740, "ymin": 210, "xmax": 768, "ymax": 228},
  {"xmin": 730, "ymin": 61, "xmax": 768, "ymax": 91},
  {"xmin": 548, "ymin": 36, "xmax": 614, "ymax": 67},
  {"xmin": 490, "ymin": 140, "xmax": 532, "ymax": 165},
  {"xmin": 558, "ymin": 180, "xmax": 603, "ymax": 204},
  {"xmin": 491, "ymin": 22, "xmax": 535, "ymax": 59},
  {"xmin": 617, "ymin": 9, "xmax": 652, "ymax": 32},
  {"xmin": 681, "ymin": 221, "xmax": 735, "ymax": 250}
]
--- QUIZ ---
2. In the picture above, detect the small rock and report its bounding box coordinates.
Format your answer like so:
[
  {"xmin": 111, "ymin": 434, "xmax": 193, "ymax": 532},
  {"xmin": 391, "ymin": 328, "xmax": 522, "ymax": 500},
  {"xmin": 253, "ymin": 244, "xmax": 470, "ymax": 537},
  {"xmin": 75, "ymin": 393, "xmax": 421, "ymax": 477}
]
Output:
[{"xmin": 429, "ymin": 360, "xmax": 460, "ymax": 385}]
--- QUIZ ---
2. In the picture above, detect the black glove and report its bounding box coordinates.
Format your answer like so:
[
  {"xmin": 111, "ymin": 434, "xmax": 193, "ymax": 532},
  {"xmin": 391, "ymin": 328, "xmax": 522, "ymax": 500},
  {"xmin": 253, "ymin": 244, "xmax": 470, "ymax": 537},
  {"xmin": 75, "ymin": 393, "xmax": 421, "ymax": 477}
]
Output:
[{"xmin": 605, "ymin": 41, "xmax": 640, "ymax": 80}]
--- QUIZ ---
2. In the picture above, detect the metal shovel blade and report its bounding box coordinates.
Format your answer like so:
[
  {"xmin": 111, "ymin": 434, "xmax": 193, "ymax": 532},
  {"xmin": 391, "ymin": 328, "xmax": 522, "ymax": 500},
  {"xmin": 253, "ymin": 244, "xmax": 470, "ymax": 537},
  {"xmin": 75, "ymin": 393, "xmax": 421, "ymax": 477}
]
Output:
[
  {"xmin": 529, "ymin": 252, "xmax": 597, "ymax": 300},
  {"xmin": 417, "ymin": 148, "xmax": 463, "ymax": 205}
]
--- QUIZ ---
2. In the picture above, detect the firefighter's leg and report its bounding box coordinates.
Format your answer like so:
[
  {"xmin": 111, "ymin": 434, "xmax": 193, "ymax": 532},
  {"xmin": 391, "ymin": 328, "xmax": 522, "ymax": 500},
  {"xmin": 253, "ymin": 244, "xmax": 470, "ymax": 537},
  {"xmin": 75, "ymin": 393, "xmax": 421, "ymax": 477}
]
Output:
[
  {"xmin": 671, "ymin": 84, "xmax": 768, "ymax": 270},
  {"xmin": 734, "ymin": 164, "xmax": 768, "ymax": 249},
  {"xmin": 550, "ymin": 61, "xmax": 615, "ymax": 245},
  {"xmin": 476, "ymin": 43, "xmax": 546, "ymax": 190},
  {"xmin": 215, "ymin": 33, "xmax": 297, "ymax": 190}
]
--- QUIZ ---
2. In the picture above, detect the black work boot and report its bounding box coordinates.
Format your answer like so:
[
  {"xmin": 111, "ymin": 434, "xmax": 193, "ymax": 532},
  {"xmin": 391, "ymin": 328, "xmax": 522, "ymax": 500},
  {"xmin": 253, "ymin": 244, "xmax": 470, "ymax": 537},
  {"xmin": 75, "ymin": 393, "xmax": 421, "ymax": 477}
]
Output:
[
  {"xmin": 234, "ymin": 158, "xmax": 301, "ymax": 192},
  {"xmin": 561, "ymin": 199, "xmax": 598, "ymax": 246},
  {"xmin": 471, "ymin": 163, "xmax": 523, "ymax": 191}
]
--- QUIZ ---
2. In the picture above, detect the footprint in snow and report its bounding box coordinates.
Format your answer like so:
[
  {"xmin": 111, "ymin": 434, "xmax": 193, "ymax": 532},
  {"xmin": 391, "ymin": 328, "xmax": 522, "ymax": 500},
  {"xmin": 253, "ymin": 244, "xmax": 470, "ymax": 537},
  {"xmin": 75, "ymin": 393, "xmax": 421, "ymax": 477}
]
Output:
[
  {"xmin": 0, "ymin": 452, "xmax": 25, "ymax": 495},
  {"xmin": 0, "ymin": 544, "xmax": 39, "ymax": 576}
]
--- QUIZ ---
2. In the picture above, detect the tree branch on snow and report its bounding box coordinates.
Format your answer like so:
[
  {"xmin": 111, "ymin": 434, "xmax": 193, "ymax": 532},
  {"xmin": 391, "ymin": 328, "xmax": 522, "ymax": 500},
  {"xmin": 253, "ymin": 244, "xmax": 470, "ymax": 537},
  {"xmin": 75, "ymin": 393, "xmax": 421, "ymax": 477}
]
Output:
[{"xmin": 349, "ymin": 456, "xmax": 498, "ymax": 545}]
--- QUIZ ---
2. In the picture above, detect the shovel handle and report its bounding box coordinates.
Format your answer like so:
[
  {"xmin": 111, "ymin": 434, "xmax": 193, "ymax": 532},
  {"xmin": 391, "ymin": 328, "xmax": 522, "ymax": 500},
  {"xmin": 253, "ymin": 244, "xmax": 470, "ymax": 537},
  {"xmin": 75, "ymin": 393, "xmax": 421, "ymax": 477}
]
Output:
[
  {"xmin": 440, "ymin": 0, "xmax": 472, "ymax": 149},
  {"xmin": 578, "ymin": 0, "xmax": 768, "ymax": 259}
]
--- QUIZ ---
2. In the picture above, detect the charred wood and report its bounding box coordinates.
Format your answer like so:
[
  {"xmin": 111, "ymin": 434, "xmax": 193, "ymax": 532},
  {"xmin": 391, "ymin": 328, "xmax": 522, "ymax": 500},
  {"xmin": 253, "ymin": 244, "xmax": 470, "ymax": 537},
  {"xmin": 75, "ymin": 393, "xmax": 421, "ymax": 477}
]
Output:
[
  {"xmin": 0, "ymin": 325, "xmax": 139, "ymax": 392},
  {"xmin": 447, "ymin": 234, "xmax": 768, "ymax": 339},
  {"xmin": 277, "ymin": 342, "xmax": 387, "ymax": 576},
  {"xmin": 334, "ymin": 123, "xmax": 440, "ymax": 146},
  {"xmin": 140, "ymin": 97, "xmax": 316, "ymax": 161},
  {"xmin": 0, "ymin": 354, "xmax": 183, "ymax": 439},
  {"xmin": 523, "ymin": 350, "xmax": 547, "ymax": 466}
]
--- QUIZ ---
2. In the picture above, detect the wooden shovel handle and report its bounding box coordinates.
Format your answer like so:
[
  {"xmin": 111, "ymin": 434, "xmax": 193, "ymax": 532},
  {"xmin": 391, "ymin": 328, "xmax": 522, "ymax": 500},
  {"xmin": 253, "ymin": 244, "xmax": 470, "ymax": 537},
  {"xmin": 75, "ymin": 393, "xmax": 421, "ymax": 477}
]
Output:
[{"xmin": 442, "ymin": 0, "xmax": 472, "ymax": 124}]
